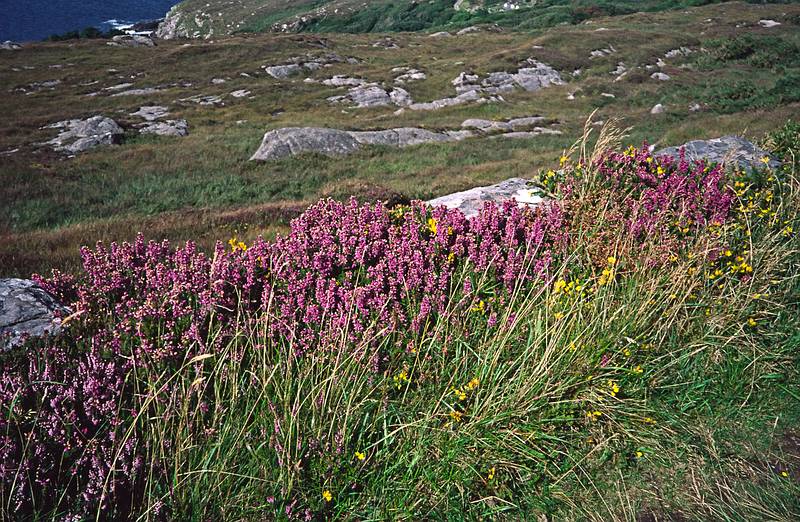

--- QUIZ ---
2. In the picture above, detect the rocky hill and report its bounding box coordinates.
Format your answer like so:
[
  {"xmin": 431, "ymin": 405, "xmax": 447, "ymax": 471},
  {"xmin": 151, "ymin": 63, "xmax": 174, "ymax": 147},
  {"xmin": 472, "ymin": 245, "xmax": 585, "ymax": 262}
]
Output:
[
  {"xmin": 1, "ymin": 1, "xmax": 799, "ymax": 279},
  {"xmin": 155, "ymin": 0, "xmax": 754, "ymax": 39}
]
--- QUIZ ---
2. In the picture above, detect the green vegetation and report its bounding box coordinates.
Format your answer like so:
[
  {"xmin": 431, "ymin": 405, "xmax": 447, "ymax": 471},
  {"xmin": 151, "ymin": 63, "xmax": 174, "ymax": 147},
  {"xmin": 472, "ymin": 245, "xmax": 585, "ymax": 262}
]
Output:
[
  {"xmin": 1, "ymin": 2, "xmax": 799, "ymax": 278},
  {"xmin": 4, "ymin": 123, "xmax": 798, "ymax": 519}
]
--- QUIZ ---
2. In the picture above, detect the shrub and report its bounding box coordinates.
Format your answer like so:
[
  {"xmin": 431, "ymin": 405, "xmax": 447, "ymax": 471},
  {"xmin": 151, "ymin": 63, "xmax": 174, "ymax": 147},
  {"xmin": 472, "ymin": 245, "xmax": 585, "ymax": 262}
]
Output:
[{"xmin": 2, "ymin": 130, "xmax": 795, "ymax": 519}]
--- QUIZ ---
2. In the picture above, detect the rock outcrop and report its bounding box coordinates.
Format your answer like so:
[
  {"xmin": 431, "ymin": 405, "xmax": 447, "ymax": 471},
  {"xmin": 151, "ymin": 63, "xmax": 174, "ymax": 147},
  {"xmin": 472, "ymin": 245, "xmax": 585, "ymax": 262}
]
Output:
[
  {"xmin": 250, "ymin": 117, "xmax": 560, "ymax": 161},
  {"xmin": 453, "ymin": 60, "xmax": 563, "ymax": 95},
  {"xmin": 108, "ymin": 35, "xmax": 156, "ymax": 47},
  {"xmin": 155, "ymin": 6, "xmax": 187, "ymax": 39},
  {"xmin": 1, "ymin": 41, "xmax": 22, "ymax": 50},
  {"xmin": 263, "ymin": 53, "xmax": 358, "ymax": 79},
  {"xmin": 130, "ymin": 105, "xmax": 169, "ymax": 121},
  {"xmin": 44, "ymin": 116, "xmax": 124, "ymax": 153},
  {"xmin": 655, "ymin": 136, "xmax": 780, "ymax": 170},
  {"xmin": 139, "ymin": 120, "xmax": 189, "ymax": 137},
  {"xmin": 1, "ymin": 279, "xmax": 70, "ymax": 349},
  {"xmin": 427, "ymin": 178, "xmax": 545, "ymax": 219}
]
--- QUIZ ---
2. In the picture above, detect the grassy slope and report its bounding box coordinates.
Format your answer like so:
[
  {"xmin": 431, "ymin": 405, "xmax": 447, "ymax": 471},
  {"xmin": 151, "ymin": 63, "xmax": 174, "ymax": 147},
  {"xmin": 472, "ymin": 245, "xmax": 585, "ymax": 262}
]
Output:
[{"xmin": 1, "ymin": 2, "xmax": 799, "ymax": 279}]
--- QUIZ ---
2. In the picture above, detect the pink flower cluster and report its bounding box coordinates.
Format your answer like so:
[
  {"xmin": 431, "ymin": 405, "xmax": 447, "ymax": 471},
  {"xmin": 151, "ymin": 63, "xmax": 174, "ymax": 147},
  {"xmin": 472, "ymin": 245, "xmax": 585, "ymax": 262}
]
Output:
[{"xmin": 0, "ymin": 145, "xmax": 736, "ymax": 518}]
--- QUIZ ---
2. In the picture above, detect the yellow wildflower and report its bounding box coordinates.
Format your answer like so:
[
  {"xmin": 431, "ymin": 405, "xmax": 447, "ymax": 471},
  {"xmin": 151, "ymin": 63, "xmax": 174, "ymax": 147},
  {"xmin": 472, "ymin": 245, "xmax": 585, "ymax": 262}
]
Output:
[
  {"xmin": 554, "ymin": 279, "xmax": 567, "ymax": 293},
  {"xmin": 554, "ymin": 312, "xmax": 565, "ymax": 320},
  {"xmin": 322, "ymin": 490, "xmax": 332, "ymax": 502},
  {"xmin": 467, "ymin": 378, "xmax": 480, "ymax": 390},
  {"xmin": 355, "ymin": 451, "xmax": 366, "ymax": 461},
  {"xmin": 747, "ymin": 317, "xmax": 757, "ymax": 327},
  {"xmin": 487, "ymin": 467, "xmax": 496, "ymax": 480},
  {"xmin": 607, "ymin": 256, "xmax": 617, "ymax": 265},
  {"xmin": 586, "ymin": 410, "xmax": 603, "ymax": 421},
  {"xmin": 449, "ymin": 411, "xmax": 463, "ymax": 423},
  {"xmin": 427, "ymin": 217, "xmax": 437, "ymax": 234}
]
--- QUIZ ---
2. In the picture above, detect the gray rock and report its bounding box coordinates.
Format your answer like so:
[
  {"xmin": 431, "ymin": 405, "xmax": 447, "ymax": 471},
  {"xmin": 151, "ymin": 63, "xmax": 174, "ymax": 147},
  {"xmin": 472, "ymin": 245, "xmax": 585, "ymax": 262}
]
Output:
[
  {"xmin": 651, "ymin": 72, "xmax": 671, "ymax": 81},
  {"xmin": 155, "ymin": 6, "xmax": 185, "ymax": 39},
  {"xmin": 139, "ymin": 119, "xmax": 188, "ymax": 137},
  {"xmin": 611, "ymin": 62, "xmax": 627, "ymax": 76},
  {"xmin": 429, "ymin": 31, "xmax": 452, "ymax": 38},
  {"xmin": 650, "ymin": 103, "xmax": 665, "ymax": 114},
  {"xmin": 494, "ymin": 128, "xmax": 562, "ymax": 139},
  {"xmin": 109, "ymin": 35, "xmax": 155, "ymax": 47},
  {"xmin": 230, "ymin": 89, "xmax": 251, "ymax": 98},
  {"xmin": 250, "ymin": 128, "xmax": 361, "ymax": 161},
  {"xmin": 461, "ymin": 119, "xmax": 513, "ymax": 132},
  {"xmin": 1, "ymin": 279, "xmax": 70, "ymax": 349},
  {"xmin": 104, "ymin": 82, "xmax": 134, "ymax": 91},
  {"xmin": 130, "ymin": 105, "xmax": 169, "ymax": 121},
  {"xmin": 453, "ymin": 60, "xmax": 562, "ymax": 95},
  {"xmin": 329, "ymin": 84, "xmax": 392, "ymax": 108},
  {"xmin": 1, "ymin": 41, "xmax": 22, "ymax": 50},
  {"xmin": 516, "ymin": 69, "xmax": 555, "ymax": 91},
  {"xmin": 264, "ymin": 64, "xmax": 303, "ymax": 79},
  {"xmin": 322, "ymin": 76, "xmax": 368, "ymax": 87},
  {"xmin": 110, "ymin": 87, "xmax": 164, "ymax": 97},
  {"xmin": 45, "ymin": 116, "xmax": 124, "ymax": 153},
  {"xmin": 180, "ymin": 94, "xmax": 224, "ymax": 105},
  {"xmin": 759, "ymin": 19, "xmax": 781, "ymax": 28},
  {"xmin": 373, "ymin": 37, "xmax": 399, "ymax": 49},
  {"xmin": 427, "ymin": 178, "xmax": 545, "ymax": 219},
  {"xmin": 452, "ymin": 72, "xmax": 480, "ymax": 93},
  {"xmin": 664, "ymin": 47, "xmax": 693, "ymax": 58},
  {"xmin": 393, "ymin": 68, "xmax": 427, "ymax": 84},
  {"xmin": 407, "ymin": 90, "xmax": 485, "ymax": 111},
  {"xmin": 456, "ymin": 26, "xmax": 481, "ymax": 35},
  {"xmin": 389, "ymin": 87, "xmax": 413, "ymax": 107},
  {"xmin": 590, "ymin": 47, "xmax": 616, "ymax": 59},
  {"xmin": 655, "ymin": 136, "xmax": 781, "ymax": 170},
  {"xmin": 351, "ymin": 127, "xmax": 454, "ymax": 147},
  {"xmin": 250, "ymin": 117, "xmax": 561, "ymax": 162},
  {"xmin": 688, "ymin": 102, "xmax": 702, "ymax": 112},
  {"xmin": 507, "ymin": 116, "xmax": 547, "ymax": 130},
  {"xmin": 15, "ymin": 79, "xmax": 61, "ymax": 94},
  {"xmin": 211, "ymin": 78, "xmax": 226, "ymax": 84}
]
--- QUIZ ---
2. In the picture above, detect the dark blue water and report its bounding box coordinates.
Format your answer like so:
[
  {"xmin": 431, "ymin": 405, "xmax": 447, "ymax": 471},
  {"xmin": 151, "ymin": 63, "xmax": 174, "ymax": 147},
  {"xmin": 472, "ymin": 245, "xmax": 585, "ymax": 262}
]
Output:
[{"xmin": 0, "ymin": 0, "xmax": 182, "ymax": 42}]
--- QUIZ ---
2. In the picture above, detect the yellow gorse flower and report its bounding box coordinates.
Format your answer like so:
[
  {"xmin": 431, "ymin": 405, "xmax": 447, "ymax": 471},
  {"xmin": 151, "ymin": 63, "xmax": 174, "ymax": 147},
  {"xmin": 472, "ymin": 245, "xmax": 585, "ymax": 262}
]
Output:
[
  {"xmin": 393, "ymin": 370, "xmax": 410, "ymax": 389},
  {"xmin": 586, "ymin": 410, "xmax": 602, "ymax": 421},
  {"xmin": 228, "ymin": 236, "xmax": 247, "ymax": 252},
  {"xmin": 427, "ymin": 217, "xmax": 437, "ymax": 234}
]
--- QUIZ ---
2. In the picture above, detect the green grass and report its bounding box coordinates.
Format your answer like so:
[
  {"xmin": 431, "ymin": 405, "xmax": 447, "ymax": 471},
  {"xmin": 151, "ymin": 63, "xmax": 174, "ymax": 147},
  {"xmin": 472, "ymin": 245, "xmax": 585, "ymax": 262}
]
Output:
[
  {"xmin": 1, "ymin": 2, "xmax": 799, "ymax": 280},
  {"xmin": 105, "ymin": 126, "xmax": 800, "ymax": 520}
]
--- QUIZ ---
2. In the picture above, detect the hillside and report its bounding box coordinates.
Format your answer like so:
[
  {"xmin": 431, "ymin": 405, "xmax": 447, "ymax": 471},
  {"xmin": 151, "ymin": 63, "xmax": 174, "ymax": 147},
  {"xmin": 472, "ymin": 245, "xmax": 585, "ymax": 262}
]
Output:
[
  {"xmin": 155, "ymin": 0, "xmax": 762, "ymax": 39},
  {"xmin": 1, "ymin": 1, "xmax": 800, "ymax": 520},
  {"xmin": 2, "ymin": 2, "xmax": 799, "ymax": 277}
]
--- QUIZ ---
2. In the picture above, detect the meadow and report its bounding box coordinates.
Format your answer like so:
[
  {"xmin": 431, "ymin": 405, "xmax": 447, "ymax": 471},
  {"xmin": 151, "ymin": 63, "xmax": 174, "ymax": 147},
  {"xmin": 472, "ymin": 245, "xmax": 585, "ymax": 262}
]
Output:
[
  {"xmin": 1, "ymin": 120, "xmax": 798, "ymax": 519},
  {"xmin": 1, "ymin": 1, "xmax": 799, "ymax": 277},
  {"xmin": 1, "ymin": 2, "xmax": 799, "ymax": 519}
]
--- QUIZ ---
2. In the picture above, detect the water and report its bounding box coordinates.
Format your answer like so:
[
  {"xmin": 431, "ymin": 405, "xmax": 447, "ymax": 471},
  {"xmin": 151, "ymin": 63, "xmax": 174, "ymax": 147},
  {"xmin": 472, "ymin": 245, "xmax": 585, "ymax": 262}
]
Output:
[{"xmin": 0, "ymin": 0, "xmax": 182, "ymax": 42}]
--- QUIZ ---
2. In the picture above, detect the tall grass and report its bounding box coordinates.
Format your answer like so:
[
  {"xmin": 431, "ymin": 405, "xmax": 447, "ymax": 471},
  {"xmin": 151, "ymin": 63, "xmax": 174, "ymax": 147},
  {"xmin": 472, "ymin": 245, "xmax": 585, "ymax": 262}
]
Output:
[{"xmin": 2, "ymin": 121, "xmax": 798, "ymax": 520}]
